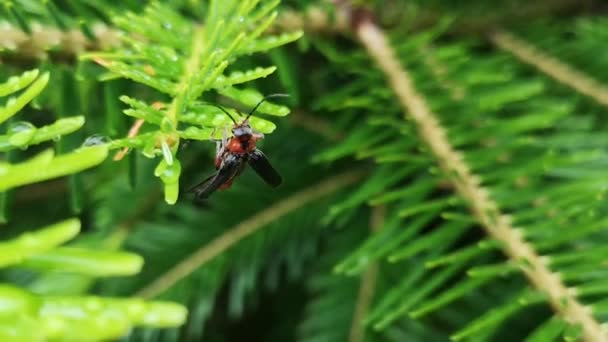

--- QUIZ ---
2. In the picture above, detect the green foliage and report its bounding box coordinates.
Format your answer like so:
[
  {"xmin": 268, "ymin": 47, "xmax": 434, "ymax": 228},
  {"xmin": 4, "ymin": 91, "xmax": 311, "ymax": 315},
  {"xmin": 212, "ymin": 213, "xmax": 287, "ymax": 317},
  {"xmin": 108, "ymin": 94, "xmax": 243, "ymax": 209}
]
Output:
[
  {"xmin": 0, "ymin": 70, "xmax": 105, "ymax": 192},
  {"xmin": 0, "ymin": 283, "xmax": 184, "ymax": 341},
  {"xmin": 83, "ymin": 0, "xmax": 301, "ymax": 204},
  {"xmin": 0, "ymin": 219, "xmax": 184, "ymax": 341},
  {"xmin": 0, "ymin": 147, "xmax": 107, "ymax": 192},
  {"xmin": 307, "ymin": 17, "xmax": 608, "ymax": 340},
  {"xmin": 3, "ymin": 1, "xmax": 608, "ymax": 342},
  {"xmin": 0, "ymin": 69, "xmax": 186, "ymax": 340}
]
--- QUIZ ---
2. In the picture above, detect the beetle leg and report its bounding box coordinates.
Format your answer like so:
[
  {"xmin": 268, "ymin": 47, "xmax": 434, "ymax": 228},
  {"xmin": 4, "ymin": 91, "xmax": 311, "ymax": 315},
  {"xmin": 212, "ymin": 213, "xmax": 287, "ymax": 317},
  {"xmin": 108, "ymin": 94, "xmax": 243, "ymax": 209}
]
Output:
[
  {"xmin": 215, "ymin": 126, "xmax": 229, "ymax": 158},
  {"xmin": 215, "ymin": 139, "xmax": 222, "ymax": 157},
  {"xmin": 209, "ymin": 128, "xmax": 220, "ymax": 143},
  {"xmin": 222, "ymin": 126, "xmax": 229, "ymax": 145}
]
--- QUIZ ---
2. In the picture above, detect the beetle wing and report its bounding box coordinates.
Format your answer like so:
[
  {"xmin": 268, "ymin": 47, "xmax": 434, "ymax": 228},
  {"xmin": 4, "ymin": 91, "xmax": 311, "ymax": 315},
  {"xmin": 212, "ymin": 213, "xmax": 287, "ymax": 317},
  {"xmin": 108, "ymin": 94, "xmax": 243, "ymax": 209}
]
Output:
[
  {"xmin": 248, "ymin": 149, "xmax": 282, "ymax": 187},
  {"xmin": 189, "ymin": 155, "xmax": 243, "ymax": 199}
]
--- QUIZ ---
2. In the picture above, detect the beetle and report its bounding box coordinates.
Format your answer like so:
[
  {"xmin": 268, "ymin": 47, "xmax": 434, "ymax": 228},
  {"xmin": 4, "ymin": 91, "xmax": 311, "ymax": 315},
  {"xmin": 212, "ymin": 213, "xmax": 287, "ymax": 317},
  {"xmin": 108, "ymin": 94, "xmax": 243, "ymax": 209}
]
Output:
[{"xmin": 189, "ymin": 94, "xmax": 287, "ymax": 199}]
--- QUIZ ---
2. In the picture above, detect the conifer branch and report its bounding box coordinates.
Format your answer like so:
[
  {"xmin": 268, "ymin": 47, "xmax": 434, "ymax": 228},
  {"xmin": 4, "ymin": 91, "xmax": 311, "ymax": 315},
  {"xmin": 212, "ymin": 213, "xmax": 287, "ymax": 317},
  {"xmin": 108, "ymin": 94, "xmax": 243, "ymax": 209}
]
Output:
[
  {"xmin": 167, "ymin": 25, "xmax": 206, "ymax": 127},
  {"xmin": 271, "ymin": 1, "xmax": 586, "ymax": 35},
  {"xmin": 0, "ymin": 1, "xmax": 586, "ymax": 63},
  {"xmin": 350, "ymin": 12, "xmax": 607, "ymax": 342},
  {"xmin": 136, "ymin": 170, "xmax": 364, "ymax": 299},
  {"xmin": 349, "ymin": 205, "xmax": 384, "ymax": 342},
  {"xmin": 271, "ymin": 6, "xmax": 349, "ymax": 34},
  {"xmin": 0, "ymin": 23, "xmax": 119, "ymax": 60},
  {"xmin": 490, "ymin": 30, "xmax": 608, "ymax": 108}
]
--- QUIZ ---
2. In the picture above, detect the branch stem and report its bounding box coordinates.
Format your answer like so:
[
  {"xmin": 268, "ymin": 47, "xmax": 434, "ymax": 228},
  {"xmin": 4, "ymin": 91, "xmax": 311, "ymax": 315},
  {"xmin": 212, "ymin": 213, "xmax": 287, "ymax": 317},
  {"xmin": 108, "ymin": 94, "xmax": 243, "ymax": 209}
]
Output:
[
  {"xmin": 354, "ymin": 16, "xmax": 607, "ymax": 342},
  {"xmin": 490, "ymin": 30, "xmax": 608, "ymax": 109},
  {"xmin": 136, "ymin": 170, "xmax": 364, "ymax": 298},
  {"xmin": 167, "ymin": 26, "xmax": 206, "ymax": 126}
]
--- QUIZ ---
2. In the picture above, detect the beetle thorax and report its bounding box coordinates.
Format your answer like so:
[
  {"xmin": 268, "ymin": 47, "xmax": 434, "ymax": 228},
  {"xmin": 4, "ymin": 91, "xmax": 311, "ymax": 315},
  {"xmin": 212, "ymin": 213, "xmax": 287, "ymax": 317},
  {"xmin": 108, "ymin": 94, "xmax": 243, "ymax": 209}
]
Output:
[
  {"xmin": 232, "ymin": 122, "xmax": 253, "ymax": 138},
  {"xmin": 227, "ymin": 136, "xmax": 256, "ymax": 154}
]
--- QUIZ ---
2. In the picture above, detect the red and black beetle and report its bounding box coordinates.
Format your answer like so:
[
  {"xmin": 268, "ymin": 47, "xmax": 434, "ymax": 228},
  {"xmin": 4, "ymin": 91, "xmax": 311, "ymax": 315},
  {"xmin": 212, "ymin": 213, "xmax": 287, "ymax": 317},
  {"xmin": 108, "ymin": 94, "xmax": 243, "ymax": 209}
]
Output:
[{"xmin": 189, "ymin": 94, "xmax": 286, "ymax": 199}]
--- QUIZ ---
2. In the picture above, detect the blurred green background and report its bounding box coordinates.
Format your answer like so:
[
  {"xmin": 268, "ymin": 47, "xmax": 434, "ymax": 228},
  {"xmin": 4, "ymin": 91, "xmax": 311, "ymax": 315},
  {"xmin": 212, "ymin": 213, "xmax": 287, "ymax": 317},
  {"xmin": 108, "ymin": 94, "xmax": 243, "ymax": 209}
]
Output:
[{"xmin": 2, "ymin": 1, "xmax": 608, "ymax": 341}]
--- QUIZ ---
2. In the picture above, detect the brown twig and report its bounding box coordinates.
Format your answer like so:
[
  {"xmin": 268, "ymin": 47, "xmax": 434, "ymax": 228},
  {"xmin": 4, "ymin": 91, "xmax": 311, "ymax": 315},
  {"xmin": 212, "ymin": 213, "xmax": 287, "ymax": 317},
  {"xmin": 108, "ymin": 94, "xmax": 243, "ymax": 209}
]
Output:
[
  {"xmin": 113, "ymin": 119, "xmax": 145, "ymax": 161},
  {"xmin": 0, "ymin": 23, "xmax": 120, "ymax": 62},
  {"xmin": 0, "ymin": 1, "xmax": 592, "ymax": 64},
  {"xmin": 270, "ymin": 6, "xmax": 349, "ymax": 34}
]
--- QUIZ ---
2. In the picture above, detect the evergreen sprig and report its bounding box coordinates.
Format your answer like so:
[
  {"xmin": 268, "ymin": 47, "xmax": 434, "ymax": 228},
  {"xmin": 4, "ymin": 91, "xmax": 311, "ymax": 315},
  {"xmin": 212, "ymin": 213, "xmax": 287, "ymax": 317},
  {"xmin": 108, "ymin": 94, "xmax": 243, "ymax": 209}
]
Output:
[
  {"xmin": 0, "ymin": 69, "xmax": 187, "ymax": 340},
  {"xmin": 3, "ymin": 1, "xmax": 608, "ymax": 341},
  {"xmin": 83, "ymin": 1, "xmax": 302, "ymax": 204},
  {"xmin": 0, "ymin": 69, "xmax": 106, "ymax": 194},
  {"xmin": 309, "ymin": 15, "xmax": 608, "ymax": 340}
]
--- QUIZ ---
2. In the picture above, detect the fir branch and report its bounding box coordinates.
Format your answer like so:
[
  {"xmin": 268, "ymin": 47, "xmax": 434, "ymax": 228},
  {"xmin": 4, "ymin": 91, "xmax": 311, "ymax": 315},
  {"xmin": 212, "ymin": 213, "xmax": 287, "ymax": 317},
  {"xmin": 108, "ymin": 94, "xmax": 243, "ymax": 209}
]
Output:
[
  {"xmin": 0, "ymin": 1, "xmax": 585, "ymax": 63},
  {"xmin": 136, "ymin": 170, "xmax": 364, "ymax": 299},
  {"xmin": 270, "ymin": 5, "xmax": 349, "ymax": 34},
  {"xmin": 490, "ymin": 29, "xmax": 608, "ymax": 108},
  {"xmin": 348, "ymin": 205, "xmax": 384, "ymax": 342},
  {"xmin": 168, "ymin": 25, "xmax": 205, "ymax": 126},
  {"xmin": 271, "ymin": 1, "xmax": 586, "ymax": 35},
  {"xmin": 0, "ymin": 23, "xmax": 119, "ymax": 60},
  {"xmin": 82, "ymin": 1, "xmax": 301, "ymax": 204},
  {"xmin": 348, "ymin": 10, "xmax": 607, "ymax": 342}
]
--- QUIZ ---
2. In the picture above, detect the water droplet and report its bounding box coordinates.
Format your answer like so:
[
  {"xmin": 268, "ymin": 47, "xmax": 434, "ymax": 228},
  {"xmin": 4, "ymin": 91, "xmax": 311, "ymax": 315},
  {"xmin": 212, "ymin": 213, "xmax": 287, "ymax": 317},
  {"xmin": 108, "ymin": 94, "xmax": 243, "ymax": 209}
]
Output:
[
  {"xmin": 8, "ymin": 121, "xmax": 35, "ymax": 134},
  {"xmin": 238, "ymin": 16, "xmax": 245, "ymax": 23},
  {"xmin": 161, "ymin": 139, "xmax": 174, "ymax": 166},
  {"xmin": 52, "ymin": 135, "xmax": 61, "ymax": 142},
  {"xmin": 8, "ymin": 121, "xmax": 36, "ymax": 147},
  {"xmin": 163, "ymin": 22, "xmax": 172, "ymax": 30},
  {"xmin": 159, "ymin": 160, "xmax": 181, "ymax": 184},
  {"xmin": 82, "ymin": 134, "xmax": 110, "ymax": 147},
  {"xmin": 30, "ymin": 100, "xmax": 42, "ymax": 110}
]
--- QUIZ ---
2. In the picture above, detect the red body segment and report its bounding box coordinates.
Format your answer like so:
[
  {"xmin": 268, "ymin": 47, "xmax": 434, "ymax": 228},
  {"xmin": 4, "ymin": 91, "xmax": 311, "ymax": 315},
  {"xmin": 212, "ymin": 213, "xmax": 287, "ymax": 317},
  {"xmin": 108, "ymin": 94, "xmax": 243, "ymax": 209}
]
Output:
[
  {"xmin": 219, "ymin": 180, "xmax": 233, "ymax": 190},
  {"xmin": 215, "ymin": 134, "xmax": 258, "ymax": 169},
  {"xmin": 229, "ymin": 134, "xmax": 258, "ymax": 154},
  {"xmin": 214, "ymin": 133, "xmax": 257, "ymax": 190}
]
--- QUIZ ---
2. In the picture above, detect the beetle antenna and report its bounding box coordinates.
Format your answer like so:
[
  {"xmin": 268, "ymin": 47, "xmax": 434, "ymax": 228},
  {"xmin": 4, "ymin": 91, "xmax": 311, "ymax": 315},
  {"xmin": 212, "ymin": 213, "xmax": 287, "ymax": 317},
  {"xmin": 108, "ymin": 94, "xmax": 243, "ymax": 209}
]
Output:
[
  {"xmin": 246, "ymin": 93, "xmax": 290, "ymax": 121},
  {"xmin": 200, "ymin": 103, "xmax": 238, "ymax": 124}
]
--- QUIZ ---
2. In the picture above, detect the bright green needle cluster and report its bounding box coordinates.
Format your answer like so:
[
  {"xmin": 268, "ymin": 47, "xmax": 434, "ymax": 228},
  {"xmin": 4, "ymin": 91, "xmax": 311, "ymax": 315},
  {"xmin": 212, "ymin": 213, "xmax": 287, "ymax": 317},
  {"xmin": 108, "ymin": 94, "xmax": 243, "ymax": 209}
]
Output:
[
  {"xmin": 0, "ymin": 69, "xmax": 187, "ymax": 340},
  {"xmin": 83, "ymin": 1, "xmax": 302, "ymax": 204}
]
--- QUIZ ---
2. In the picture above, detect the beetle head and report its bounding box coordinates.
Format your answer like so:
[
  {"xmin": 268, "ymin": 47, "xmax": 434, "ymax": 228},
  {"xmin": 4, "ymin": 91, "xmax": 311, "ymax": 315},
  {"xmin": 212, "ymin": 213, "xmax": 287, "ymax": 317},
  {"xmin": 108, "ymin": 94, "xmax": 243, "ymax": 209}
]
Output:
[{"xmin": 232, "ymin": 121, "xmax": 253, "ymax": 139}]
